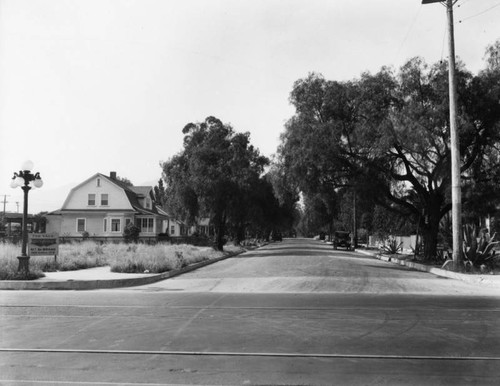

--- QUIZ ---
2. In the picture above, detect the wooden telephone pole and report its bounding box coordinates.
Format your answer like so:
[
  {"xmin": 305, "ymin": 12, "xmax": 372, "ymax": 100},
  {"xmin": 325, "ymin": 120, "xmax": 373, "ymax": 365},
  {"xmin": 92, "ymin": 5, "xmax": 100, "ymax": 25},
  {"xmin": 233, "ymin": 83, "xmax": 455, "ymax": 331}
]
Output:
[
  {"xmin": 1, "ymin": 195, "xmax": 9, "ymax": 217},
  {"xmin": 422, "ymin": 0, "xmax": 462, "ymax": 270}
]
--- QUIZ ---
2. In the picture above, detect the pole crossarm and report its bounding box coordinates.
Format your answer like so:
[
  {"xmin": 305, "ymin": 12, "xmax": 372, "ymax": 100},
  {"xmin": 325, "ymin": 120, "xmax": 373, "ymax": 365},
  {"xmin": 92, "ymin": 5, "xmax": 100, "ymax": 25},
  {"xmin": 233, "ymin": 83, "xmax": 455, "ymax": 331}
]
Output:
[{"xmin": 421, "ymin": 0, "xmax": 458, "ymax": 5}]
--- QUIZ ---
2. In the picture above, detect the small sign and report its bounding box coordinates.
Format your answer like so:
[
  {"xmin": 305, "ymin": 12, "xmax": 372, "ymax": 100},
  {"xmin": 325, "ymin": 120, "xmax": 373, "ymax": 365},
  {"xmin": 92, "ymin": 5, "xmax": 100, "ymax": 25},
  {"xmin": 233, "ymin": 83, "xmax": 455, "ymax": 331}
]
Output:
[{"xmin": 29, "ymin": 233, "xmax": 59, "ymax": 256}]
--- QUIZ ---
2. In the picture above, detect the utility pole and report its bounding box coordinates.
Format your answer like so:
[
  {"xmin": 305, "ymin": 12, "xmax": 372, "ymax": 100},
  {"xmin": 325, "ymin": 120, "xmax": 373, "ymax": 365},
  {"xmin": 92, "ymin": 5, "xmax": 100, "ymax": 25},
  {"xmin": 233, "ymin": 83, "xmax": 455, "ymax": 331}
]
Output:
[
  {"xmin": 1, "ymin": 195, "xmax": 9, "ymax": 233},
  {"xmin": 422, "ymin": 0, "xmax": 462, "ymax": 271},
  {"xmin": 1, "ymin": 195, "xmax": 9, "ymax": 217},
  {"xmin": 352, "ymin": 190, "xmax": 357, "ymax": 249}
]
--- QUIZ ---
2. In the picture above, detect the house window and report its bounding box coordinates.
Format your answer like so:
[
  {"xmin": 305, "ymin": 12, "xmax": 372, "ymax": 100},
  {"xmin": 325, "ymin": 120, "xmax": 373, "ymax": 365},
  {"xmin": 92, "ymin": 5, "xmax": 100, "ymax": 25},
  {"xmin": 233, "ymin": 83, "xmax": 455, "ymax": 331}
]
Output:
[
  {"xmin": 101, "ymin": 194, "xmax": 109, "ymax": 206},
  {"xmin": 145, "ymin": 198, "xmax": 152, "ymax": 209},
  {"xmin": 77, "ymin": 218, "xmax": 86, "ymax": 233},
  {"xmin": 88, "ymin": 194, "xmax": 96, "ymax": 206},
  {"xmin": 180, "ymin": 225, "xmax": 187, "ymax": 236},
  {"xmin": 141, "ymin": 218, "xmax": 154, "ymax": 233},
  {"xmin": 135, "ymin": 218, "xmax": 154, "ymax": 233},
  {"xmin": 97, "ymin": 178, "xmax": 101, "ymax": 187},
  {"xmin": 103, "ymin": 219, "xmax": 107, "ymax": 233},
  {"xmin": 170, "ymin": 225, "xmax": 175, "ymax": 235},
  {"xmin": 111, "ymin": 219, "xmax": 121, "ymax": 232}
]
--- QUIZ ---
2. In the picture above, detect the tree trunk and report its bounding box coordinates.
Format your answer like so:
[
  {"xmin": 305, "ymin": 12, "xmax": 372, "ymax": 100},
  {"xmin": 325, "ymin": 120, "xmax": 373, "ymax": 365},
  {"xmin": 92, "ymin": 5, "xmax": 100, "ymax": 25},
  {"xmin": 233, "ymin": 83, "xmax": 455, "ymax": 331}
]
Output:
[
  {"xmin": 422, "ymin": 225, "xmax": 438, "ymax": 261},
  {"xmin": 235, "ymin": 225, "xmax": 245, "ymax": 245},
  {"xmin": 213, "ymin": 214, "xmax": 226, "ymax": 251},
  {"xmin": 421, "ymin": 205, "xmax": 441, "ymax": 261}
]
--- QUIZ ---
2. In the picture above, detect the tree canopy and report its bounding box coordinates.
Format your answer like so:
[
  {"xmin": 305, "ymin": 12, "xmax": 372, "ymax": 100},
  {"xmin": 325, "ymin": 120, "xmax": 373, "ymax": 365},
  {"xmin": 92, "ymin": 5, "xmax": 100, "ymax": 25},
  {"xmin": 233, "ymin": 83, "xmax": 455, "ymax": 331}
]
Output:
[
  {"xmin": 278, "ymin": 42, "xmax": 500, "ymax": 258},
  {"xmin": 116, "ymin": 175, "xmax": 133, "ymax": 187},
  {"xmin": 161, "ymin": 116, "xmax": 292, "ymax": 250}
]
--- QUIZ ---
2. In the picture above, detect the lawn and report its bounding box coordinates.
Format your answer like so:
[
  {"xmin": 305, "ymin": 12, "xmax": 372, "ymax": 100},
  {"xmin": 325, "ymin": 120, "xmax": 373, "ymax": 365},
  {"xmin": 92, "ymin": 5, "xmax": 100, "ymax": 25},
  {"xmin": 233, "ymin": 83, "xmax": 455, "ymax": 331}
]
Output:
[{"xmin": 0, "ymin": 241, "xmax": 244, "ymax": 280}]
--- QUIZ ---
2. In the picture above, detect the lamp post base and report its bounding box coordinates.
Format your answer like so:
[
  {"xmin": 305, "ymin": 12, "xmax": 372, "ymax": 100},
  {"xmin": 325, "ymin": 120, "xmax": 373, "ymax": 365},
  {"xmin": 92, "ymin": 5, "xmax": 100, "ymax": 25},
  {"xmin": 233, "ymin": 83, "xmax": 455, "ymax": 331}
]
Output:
[{"xmin": 17, "ymin": 255, "xmax": 30, "ymax": 275}]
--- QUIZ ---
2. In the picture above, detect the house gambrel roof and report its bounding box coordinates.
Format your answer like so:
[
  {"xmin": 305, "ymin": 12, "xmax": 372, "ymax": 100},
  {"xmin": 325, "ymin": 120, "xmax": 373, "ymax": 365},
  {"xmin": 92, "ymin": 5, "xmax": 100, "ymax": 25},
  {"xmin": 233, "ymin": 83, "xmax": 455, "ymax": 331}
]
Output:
[{"xmin": 53, "ymin": 172, "xmax": 170, "ymax": 219}]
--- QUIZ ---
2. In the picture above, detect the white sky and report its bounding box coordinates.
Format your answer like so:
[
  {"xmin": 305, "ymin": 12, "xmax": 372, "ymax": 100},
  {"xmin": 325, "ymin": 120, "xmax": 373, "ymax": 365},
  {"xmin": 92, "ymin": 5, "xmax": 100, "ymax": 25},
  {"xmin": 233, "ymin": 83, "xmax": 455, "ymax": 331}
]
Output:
[{"xmin": 1, "ymin": 0, "xmax": 499, "ymax": 214}]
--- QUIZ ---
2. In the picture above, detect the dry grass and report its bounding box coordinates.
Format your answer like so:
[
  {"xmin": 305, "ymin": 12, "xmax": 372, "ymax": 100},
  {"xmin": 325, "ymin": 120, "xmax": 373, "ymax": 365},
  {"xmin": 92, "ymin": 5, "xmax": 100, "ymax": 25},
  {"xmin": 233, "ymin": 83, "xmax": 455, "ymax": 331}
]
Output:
[
  {"xmin": 38, "ymin": 241, "xmax": 108, "ymax": 272},
  {"xmin": 0, "ymin": 243, "xmax": 45, "ymax": 280},
  {"xmin": 0, "ymin": 241, "xmax": 244, "ymax": 279},
  {"xmin": 108, "ymin": 243, "xmax": 239, "ymax": 273}
]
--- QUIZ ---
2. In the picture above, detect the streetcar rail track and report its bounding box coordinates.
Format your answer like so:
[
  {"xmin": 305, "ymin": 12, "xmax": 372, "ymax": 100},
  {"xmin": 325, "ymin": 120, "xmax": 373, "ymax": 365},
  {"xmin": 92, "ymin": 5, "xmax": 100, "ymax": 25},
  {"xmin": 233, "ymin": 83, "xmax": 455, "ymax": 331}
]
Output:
[
  {"xmin": 2, "ymin": 304, "xmax": 500, "ymax": 312},
  {"xmin": 1, "ymin": 347, "xmax": 500, "ymax": 360}
]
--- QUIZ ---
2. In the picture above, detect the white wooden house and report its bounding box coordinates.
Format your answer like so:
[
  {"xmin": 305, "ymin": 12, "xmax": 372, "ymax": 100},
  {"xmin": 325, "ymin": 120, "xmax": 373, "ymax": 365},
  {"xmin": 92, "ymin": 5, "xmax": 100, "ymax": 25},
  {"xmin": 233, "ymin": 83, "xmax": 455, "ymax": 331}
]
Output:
[{"xmin": 46, "ymin": 172, "xmax": 171, "ymax": 241}]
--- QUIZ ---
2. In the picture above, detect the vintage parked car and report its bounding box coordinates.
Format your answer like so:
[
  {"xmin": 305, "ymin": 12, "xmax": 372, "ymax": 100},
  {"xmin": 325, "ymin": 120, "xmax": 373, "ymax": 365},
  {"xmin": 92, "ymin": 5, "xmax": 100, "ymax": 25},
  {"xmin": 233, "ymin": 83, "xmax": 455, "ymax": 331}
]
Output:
[{"xmin": 333, "ymin": 231, "xmax": 353, "ymax": 250}]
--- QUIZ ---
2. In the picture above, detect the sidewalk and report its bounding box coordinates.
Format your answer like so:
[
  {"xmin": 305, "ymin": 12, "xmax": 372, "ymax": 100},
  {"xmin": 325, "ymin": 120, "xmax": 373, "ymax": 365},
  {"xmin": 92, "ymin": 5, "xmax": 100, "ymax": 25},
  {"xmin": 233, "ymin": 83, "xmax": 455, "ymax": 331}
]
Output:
[
  {"xmin": 357, "ymin": 248, "xmax": 500, "ymax": 289},
  {"xmin": 0, "ymin": 252, "xmax": 239, "ymax": 291}
]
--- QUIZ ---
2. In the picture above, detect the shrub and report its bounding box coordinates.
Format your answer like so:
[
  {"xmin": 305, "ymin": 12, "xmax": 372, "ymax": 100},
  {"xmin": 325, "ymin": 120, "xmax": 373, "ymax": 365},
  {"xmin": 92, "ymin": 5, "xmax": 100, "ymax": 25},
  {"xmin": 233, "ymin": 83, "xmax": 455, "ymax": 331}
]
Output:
[
  {"xmin": 463, "ymin": 224, "xmax": 499, "ymax": 272},
  {"xmin": 380, "ymin": 237, "xmax": 403, "ymax": 255},
  {"xmin": 157, "ymin": 232, "xmax": 170, "ymax": 242},
  {"xmin": 123, "ymin": 223, "xmax": 140, "ymax": 243}
]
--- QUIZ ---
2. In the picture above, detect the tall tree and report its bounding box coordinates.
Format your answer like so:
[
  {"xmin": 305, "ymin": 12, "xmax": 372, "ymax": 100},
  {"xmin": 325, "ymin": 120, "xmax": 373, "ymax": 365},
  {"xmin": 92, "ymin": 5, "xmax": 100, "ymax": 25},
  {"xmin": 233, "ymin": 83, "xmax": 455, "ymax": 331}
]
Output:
[
  {"xmin": 484, "ymin": 38, "xmax": 500, "ymax": 72},
  {"xmin": 162, "ymin": 116, "xmax": 268, "ymax": 250},
  {"xmin": 280, "ymin": 49, "xmax": 500, "ymax": 259},
  {"xmin": 153, "ymin": 178, "xmax": 167, "ymax": 207},
  {"xmin": 295, "ymin": 193, "xmax": 335, "ymax": 237},
  {"xmin": 266, "ymin": 161, "xmax": 301, "ymax": 235}
]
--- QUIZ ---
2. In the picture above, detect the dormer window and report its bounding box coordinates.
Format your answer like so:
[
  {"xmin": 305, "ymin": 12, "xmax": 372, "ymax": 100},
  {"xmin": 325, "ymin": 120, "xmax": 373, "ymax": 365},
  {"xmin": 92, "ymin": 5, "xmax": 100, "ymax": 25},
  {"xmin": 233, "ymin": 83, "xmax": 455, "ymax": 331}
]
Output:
[{"xmin": 145, "ymin": 198, "xmax": 151, "ymax": 209}]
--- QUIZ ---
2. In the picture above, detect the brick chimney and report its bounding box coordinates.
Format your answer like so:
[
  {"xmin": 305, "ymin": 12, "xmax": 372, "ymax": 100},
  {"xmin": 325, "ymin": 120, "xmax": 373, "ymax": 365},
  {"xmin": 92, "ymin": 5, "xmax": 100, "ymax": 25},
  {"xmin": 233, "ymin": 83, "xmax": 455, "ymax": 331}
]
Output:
[{"xmin": 110, "ymin": 171, "xmax": 117, "ymax": 180}]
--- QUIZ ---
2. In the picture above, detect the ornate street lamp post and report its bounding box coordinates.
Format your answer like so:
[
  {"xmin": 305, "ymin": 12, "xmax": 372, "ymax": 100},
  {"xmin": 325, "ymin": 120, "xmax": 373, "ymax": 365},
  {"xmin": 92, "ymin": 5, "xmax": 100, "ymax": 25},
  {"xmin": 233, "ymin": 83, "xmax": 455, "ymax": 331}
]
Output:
[{"xmin": 10, "ymin": 160, "xmax": 43, "ymax": 275}]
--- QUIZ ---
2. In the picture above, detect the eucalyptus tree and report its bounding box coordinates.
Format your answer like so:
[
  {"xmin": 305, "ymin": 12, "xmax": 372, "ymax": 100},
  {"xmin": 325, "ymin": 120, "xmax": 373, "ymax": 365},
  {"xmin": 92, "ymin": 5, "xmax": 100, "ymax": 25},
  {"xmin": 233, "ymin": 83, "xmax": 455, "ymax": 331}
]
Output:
[
  {"xmin": 161, "ymin": 116, "xmax": 269, "ymax": 250},
  {"xmin": 153, "ymin": 178, "xmax": 167, "ymax": 207},
  {"xmin": 484, "ymin": 38, "xmax": 500, "ymax": 72}
]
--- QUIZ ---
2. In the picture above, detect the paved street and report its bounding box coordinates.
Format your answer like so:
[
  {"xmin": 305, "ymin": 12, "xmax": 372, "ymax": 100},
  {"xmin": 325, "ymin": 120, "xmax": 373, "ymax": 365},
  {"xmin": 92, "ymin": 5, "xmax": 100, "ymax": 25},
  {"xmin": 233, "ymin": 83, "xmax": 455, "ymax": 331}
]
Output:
[{"xmin": 1, "ymin": 239, "xmax": 500, "ymax": 385}]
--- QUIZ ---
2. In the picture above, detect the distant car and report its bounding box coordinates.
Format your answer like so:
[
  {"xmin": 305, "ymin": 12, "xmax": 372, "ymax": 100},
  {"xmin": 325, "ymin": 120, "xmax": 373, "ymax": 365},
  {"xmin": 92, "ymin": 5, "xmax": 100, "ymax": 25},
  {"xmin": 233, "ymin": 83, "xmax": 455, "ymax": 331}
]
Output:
[{"xmin": 333, "ymin": 231, "xmax": 353, "ymax": 250}]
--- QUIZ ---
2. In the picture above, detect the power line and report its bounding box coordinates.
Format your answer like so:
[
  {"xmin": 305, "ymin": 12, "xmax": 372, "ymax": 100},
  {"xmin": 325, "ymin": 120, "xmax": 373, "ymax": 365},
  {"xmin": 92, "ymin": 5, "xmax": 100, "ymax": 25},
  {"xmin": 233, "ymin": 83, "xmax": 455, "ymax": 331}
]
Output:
[
  {"xmin": 459, "ymin": 2, "xmax": 500, "ymax": 23},
  {"xmin": 440, "ymin": 20, "xmax": 447, "ymax": 63},
  {"xmin": 393, "ymin": 4, "xmax": 423, "ymax": 64}
]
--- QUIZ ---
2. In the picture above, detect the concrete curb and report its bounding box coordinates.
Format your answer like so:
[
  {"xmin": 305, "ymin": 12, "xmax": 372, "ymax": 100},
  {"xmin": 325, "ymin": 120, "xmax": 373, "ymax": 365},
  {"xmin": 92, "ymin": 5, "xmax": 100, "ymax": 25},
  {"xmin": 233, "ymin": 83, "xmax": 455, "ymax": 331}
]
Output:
[
  {"xmin": 0, "ymin": 250, "xmax": 243, "ymax": 291},
  {"xmin": 357, "ymin": 249, "xmax": 500, "ymax": 288}
]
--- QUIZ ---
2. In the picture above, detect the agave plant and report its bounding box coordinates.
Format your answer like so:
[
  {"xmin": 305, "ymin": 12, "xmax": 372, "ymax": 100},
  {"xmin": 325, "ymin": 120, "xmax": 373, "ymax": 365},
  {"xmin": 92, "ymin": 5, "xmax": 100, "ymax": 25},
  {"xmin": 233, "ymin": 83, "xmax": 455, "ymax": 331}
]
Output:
[
  {"xmin": 462, "ymin": 224, "xmax": 499, "ymax": 271},
  {"xmin": 381, "ymin": 237, "xmax": 403, "ymax": 255}
]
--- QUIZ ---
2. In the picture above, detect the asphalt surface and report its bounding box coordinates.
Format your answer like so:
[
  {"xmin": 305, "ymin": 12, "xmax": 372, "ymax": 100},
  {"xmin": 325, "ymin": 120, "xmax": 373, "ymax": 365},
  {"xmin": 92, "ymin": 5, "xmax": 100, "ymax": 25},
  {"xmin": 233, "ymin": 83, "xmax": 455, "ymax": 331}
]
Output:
[
  {"xmin": 125, "ymin": 241, "xmax": 500, "ymax": 295},
  {"xmin": 1, "ymin": 238, "xmax": 500, "ymax": 385}
]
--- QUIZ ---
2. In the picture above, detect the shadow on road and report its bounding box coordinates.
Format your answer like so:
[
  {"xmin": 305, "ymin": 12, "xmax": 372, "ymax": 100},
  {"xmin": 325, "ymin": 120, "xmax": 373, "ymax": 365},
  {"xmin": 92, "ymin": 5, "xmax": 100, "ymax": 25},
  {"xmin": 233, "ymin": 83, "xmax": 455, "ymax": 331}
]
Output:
[
  {"xmin": 238, "ymin": 244, "xmax": 362, "ymax": 259},
  {"xmin": 239, "ymin": 250, "xmax": 343, "ymax": 258},
  {"xmin": 261, "ymin": 244, "xmax": 331, "ymax": 251}
]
